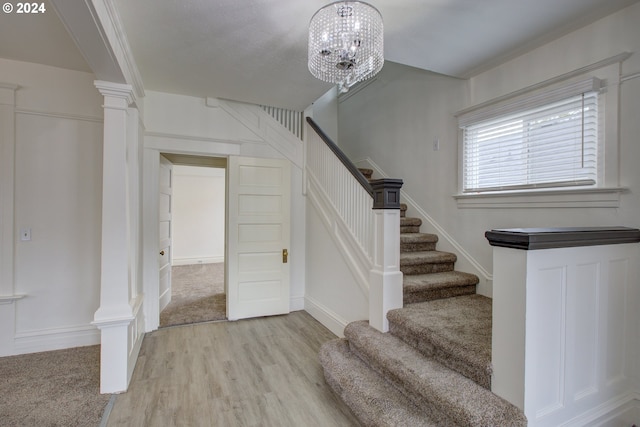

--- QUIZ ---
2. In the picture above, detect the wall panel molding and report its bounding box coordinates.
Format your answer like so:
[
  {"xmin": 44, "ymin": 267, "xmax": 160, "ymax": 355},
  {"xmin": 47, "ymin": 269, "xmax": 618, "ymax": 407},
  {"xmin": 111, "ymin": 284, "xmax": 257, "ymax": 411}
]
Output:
[
  {"xmin": 13, "ymin": 324, "xmax": 100, "ymax": 354},
  {"xmin": 15, "ymin": 108, "xmax": 103, "ymax": 123}
]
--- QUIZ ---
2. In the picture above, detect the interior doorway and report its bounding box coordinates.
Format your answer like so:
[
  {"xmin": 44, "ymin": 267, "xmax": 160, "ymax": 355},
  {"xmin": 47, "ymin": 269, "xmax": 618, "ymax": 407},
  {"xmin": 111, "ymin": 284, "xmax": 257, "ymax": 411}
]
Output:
[{"xmin": 158, "ymin": 154, "xmax": 227, "ymax": 328}]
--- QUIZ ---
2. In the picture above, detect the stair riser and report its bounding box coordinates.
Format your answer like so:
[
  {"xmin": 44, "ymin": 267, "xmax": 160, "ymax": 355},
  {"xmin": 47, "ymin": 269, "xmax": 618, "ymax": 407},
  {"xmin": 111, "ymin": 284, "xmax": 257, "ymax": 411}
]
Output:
[
  {"xmin": 400, "ymin": 242, "xmax": 437, "ymax": 252},
  {"xmin": 347, "ymin": 343, "xmax": 457, "ymax": 426},
  {"xmin": 401, "ymin": 263, "xmax": 454, "ymax": 275},
  {"xmin": 400, "ymin": 225, "xmax": 421, "ymax": 233},
  {"xmin": 400, "ymin": 218, "xmax": 421, "ymax": 226},
  {"xmin": 342, "ymin": 320, "xmax": 526, "ymax": 426},
  {"xmin": 388, "ymin": 323, "xmax": 491, "ymax": 389},
  {"xmin": 320, "ymin": 339, "xmax": 442, "ymax": 427},
  {"xmin": 404, "ymin": 285, "xmax": 477, "ymax": 305}
]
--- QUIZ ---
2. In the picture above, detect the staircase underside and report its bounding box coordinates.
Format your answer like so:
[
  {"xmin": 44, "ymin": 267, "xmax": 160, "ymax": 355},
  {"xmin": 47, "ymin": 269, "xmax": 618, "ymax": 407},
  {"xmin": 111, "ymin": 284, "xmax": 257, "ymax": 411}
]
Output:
[{"xmin": 319, "ymin": 171, "xmax": 526, "ymax": 426}]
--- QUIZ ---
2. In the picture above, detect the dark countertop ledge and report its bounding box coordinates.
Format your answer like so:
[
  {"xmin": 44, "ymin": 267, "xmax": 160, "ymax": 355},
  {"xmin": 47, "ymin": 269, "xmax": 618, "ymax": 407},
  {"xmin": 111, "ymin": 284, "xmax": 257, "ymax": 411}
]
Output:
[{"xmin": 485, "ymin": 226, "xmax": 640, "ymax": 250}]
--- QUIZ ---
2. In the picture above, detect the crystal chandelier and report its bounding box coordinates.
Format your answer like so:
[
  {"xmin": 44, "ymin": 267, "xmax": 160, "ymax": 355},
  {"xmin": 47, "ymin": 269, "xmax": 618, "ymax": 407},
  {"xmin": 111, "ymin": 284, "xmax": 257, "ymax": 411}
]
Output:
[{"xmin": 308, "ymin": 1, "xmax": 384, "ymax": 93}]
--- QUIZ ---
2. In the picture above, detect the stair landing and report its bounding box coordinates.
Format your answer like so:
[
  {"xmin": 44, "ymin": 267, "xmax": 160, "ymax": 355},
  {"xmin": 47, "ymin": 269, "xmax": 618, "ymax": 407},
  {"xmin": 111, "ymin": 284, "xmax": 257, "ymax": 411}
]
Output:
[{"xmin": 388, "ymin": 294, "xmax": 493, "ymax": 389}]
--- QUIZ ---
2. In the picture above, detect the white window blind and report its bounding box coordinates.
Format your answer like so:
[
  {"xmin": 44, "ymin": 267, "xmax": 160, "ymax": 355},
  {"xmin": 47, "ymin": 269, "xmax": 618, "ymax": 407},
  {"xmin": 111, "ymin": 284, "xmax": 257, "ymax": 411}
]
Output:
[{"xmin": 460, "ymin": 79, "xmax": 601, "ymax": 193}]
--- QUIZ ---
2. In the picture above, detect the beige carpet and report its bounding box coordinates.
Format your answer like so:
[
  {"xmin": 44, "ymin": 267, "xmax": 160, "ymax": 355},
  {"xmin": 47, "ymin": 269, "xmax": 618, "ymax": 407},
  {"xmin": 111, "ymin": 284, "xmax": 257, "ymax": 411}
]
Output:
[
  {"xmin": 0, "ymin": 345, "xmax": 110, "ymax": 426},
  {"xmin": 160, "ymin": 263, "xmax": 227, "ymax": 328}
]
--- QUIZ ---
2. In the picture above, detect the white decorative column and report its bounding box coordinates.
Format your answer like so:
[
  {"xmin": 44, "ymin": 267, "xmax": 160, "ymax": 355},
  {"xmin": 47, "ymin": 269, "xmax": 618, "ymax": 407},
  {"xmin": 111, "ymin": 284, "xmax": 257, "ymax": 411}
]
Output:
[
  {"xmin": 0, "ymin": 83, "xmax": 24, "ymax": 357},
  {"xmin": 92, "ymin": 81, "xmax": 136, "ymax": 393},
  {"xmin": 488, "ymin": 227, "xmax": 640, "ymax": 426},
  {"xmin": 369, "ymin": 179, "xmax": 404, "ymax": 332}
]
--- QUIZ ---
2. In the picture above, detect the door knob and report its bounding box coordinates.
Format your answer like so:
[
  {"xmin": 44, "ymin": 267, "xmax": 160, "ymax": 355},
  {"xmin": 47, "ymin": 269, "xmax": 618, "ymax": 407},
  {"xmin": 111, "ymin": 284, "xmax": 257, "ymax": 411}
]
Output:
[
  {"xmin": 160, "ymin": 250, "xmax": 165, "ymax": 256},
  {"xmin": 282, "ymin": 249, "xmax": 288, "ymax": 263}
]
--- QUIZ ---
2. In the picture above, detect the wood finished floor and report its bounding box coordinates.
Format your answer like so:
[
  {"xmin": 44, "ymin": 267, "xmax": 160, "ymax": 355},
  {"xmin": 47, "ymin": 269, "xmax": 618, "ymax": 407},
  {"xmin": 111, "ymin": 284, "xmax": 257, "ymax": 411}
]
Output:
[{"xmin": 107, "ymin": 311, "xmax": 360, "ymax": 427}]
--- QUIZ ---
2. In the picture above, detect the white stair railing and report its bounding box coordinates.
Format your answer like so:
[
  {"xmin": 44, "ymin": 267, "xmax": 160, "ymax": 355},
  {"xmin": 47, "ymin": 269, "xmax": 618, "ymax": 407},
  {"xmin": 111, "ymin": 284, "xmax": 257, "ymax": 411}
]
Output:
[
  {"xmin": 261, "ymin": 105, "xmax": 304, "ymax": 140},
  {"xmin": 305, "ymin": 118, "xmax": 403, "ymax": 332},
  {"xmin": 307, "ymin": 128, "xmax": 375, "ymax": 262}
]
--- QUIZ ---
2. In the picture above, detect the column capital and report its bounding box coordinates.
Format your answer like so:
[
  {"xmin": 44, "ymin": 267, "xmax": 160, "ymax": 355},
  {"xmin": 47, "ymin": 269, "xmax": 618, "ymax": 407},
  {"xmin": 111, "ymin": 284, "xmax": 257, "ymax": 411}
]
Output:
[{"xmin": 94, "ymin": 80, "xmax": 134, "ymax": 106}]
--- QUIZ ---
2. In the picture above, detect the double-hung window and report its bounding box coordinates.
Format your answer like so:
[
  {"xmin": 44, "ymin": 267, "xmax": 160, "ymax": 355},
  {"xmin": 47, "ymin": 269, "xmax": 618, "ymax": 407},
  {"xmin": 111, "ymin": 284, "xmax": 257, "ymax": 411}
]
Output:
[{"xmin": 459, "ymin": 78, "xmax": 602, "ymax": 194}]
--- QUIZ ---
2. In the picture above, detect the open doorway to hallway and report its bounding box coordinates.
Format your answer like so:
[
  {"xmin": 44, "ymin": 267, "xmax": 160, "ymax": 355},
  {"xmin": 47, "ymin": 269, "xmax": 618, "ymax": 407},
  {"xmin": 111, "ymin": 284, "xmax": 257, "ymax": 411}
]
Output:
[{"xmin": 158, "ymin": 155, "xmax": 227, "ymax": 327}]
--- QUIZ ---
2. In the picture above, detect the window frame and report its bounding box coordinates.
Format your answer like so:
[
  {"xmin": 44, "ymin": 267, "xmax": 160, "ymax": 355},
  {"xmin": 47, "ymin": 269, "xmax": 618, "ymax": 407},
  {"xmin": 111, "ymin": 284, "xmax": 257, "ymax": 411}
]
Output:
[{"xmin": 455, "ymin": 61, "xmax": 625, "ymax": 209}]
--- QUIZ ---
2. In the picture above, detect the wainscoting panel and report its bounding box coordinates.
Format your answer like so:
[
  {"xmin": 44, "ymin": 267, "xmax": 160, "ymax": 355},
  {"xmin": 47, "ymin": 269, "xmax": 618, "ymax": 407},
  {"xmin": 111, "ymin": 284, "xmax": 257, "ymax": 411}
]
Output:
[
  {"xmin": 569, "ymin": 261, "xmax": 599, "ymax": 402},
  {"xmin": 605, "ymin": 258, "xmax": 629, "ymax": 387},
  {"xmin": 528, "ymin": 265, "xmax": 567, "ymax": 418},
  {"xmin": 522, "ymin": 244, "xmax": 639, "ymax": 426}
]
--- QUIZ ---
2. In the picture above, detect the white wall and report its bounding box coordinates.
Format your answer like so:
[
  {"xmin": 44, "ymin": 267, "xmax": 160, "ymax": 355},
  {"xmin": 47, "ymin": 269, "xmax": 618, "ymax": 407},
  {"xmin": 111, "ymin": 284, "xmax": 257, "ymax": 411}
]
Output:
[
  {"xmin": 308, "ymin": 86, "xmax": 339, "ymax": 142},
  {"xmin": 0, "ymin": 58, "xmax": 103, "ymax": 356},
  {"xmin": 172, "ymin": 165, "xmax": 225, "ymax": 265},
  {"xmin": 304, "ymin": 202, "xmax": 369, "ymax": 337},
  {"xmin": 338, "ymin": 3, "xmax": 640, "ymax": 298},
  {"xmin": 337, "ymin": 62, "xmax": 482, "ymax": 287}
]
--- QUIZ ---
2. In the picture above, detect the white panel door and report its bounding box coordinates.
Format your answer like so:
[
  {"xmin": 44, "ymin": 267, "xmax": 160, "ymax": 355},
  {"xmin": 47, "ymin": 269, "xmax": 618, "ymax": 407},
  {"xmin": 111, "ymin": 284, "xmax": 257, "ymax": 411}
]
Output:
[
  {"xmin": 158, "ymin": 155, "xmax": 173, "ymax": 311},
  {"xmin": 227, "ymin": 156, "xmax": 291, "ymax": 320}
]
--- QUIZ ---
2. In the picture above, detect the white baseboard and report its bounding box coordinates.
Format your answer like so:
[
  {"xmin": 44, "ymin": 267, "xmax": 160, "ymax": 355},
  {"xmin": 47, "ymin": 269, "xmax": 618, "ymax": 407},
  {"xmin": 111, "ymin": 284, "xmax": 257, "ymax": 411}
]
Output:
[
  {"xmin": 13, "ymin": 324, "xmax": 100, "ymax": 355},
  {"xmin": 561, "ymin": 392, "xmax": 640, "ymax": 427},
  {"xmin": 588, "ymin": 393, "xmax": 640, "ymax": 427},
  {"xmin": 304, "ymin": 296, "xmax": 348, "ymax": 338},
  {"xmin": 172, "ymin": 257, "xmax": 224, "ymax": 266},
  {"xmin": 290, "ymin": 295, "xmax": 305, "ymax": 312}
]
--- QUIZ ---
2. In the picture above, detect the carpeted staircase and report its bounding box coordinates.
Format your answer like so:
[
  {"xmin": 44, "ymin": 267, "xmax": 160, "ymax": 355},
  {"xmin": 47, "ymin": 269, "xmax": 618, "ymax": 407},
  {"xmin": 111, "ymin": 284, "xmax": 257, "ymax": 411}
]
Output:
[{"xmin": 318, "ymin": 169, "xmax": 527, "ymax": 426}]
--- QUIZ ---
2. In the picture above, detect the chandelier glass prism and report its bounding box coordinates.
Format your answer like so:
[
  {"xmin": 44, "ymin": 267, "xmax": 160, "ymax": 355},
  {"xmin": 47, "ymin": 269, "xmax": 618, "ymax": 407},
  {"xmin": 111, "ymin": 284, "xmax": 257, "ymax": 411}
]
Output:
[{"xmin": 308, "ymin": 1, "xmax": 384, "ymax": 92}]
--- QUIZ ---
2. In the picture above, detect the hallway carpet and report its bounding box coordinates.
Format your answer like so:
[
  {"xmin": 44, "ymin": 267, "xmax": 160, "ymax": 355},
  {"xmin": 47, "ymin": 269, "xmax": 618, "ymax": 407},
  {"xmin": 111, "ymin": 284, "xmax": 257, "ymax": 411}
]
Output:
[
  {"xmin": 160, "ymin": 263, "xmax": 226, "ymax": 328},
  {"xmin": 0, "ymin": 345, "xmax": 110, "ymax": 426}
]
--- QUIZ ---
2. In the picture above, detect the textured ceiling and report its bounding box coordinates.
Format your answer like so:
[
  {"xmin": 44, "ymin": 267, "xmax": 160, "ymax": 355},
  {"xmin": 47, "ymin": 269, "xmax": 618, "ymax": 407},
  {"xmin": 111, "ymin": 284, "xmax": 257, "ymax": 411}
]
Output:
[
  {"xmin": 112, "ymin": 0, "xmax": 640, "ymax": 110},
  {"xmin": 1, "ymin": 0, "xmax": 638, "ymax": 111}
]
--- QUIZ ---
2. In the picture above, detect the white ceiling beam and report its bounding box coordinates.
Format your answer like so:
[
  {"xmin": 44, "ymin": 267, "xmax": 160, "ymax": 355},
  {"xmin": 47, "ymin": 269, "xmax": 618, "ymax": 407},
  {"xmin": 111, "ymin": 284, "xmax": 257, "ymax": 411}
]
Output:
[{"xmin": 49, "ymin": 0, "xmax": 144, "ymax": 101}]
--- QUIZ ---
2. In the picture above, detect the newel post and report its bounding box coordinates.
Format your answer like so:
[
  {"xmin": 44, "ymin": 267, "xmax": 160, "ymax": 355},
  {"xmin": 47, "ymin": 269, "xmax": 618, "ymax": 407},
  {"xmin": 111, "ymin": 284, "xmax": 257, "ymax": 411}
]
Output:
[{"xmin": 369, "ymin": 179, "xmax": 404, "ymax": 332}]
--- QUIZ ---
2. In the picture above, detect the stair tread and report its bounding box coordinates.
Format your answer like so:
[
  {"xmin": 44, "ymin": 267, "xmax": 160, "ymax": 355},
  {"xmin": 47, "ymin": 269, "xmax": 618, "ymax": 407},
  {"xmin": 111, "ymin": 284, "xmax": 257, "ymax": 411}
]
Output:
[
  {"xmin": 400, "ymin": 233, "xmax": 438, "ymax": 243},
  {"xmin": 319, "ymin": 339, "xmax": 443, "ymax": 427},
  {"xmin": 400, "ymin": 217, "xmax": 422, "ymax": 226},
  {"xmin": 358, "ymin": 168, "xmax": 373, "ymax": 177},
  {"xmin": 388, "ymin": 295, "xmax": 492, "ymax": 388},
  {"xmin": 400, "ymin": 251, "xmax": 457, "ymax": 264},
  {"xmin": 403, "ymin": 271, "xmax": 479, "ymax": 290},
  {"xmin": 344, "ymin": 321, "xmax": 527, "ymax": 426}
]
